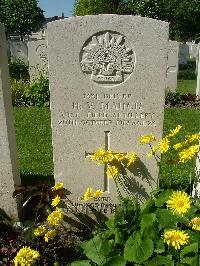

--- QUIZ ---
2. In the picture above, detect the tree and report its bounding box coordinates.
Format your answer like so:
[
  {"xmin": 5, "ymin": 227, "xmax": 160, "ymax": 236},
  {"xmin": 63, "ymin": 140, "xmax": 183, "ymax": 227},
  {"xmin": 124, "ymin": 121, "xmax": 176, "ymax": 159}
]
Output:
[
  {"xmin": 73, "ymin": 0, "xmax": 131, "ymax": 16},
  {"xmin": 0, "ymin": 0, "xmax": 44, "ymax": 40},
  {"xmin": 73, "ymin": 0, "xmax": 200, "ymax": 41}
]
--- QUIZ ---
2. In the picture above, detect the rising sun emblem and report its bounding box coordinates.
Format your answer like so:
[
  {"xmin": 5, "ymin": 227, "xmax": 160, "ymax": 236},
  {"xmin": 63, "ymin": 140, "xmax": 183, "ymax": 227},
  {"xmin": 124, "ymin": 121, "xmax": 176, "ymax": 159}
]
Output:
[{"xmin": 80, "ymin": 31, "xmax": 135, "ymax": 86}]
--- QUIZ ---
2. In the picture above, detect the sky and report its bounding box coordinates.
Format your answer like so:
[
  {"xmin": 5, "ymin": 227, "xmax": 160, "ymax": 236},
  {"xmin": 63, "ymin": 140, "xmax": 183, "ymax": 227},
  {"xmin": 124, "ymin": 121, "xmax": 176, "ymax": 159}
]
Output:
[{"xmin": 38, "ymin": 0, "xmax": 75, "ymax": 18}]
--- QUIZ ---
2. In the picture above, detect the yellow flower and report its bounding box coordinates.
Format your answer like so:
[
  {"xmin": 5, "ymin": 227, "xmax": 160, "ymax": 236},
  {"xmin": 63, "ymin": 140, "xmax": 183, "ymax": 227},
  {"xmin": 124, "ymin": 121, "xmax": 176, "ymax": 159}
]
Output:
[
  {"xmin": 185, "ymin": 133, "xmax": 200, "ymax": 143},
  {"xmin": 140, "ymin": 134, "xmax": 156, "ymax": 144},
  {"xmin": 13, "ymin": 247, "xmax": 40, "ymax": 266},
  {"xmin": 167, "ymin": 125, "xmax": 182, "ymax": 137},
  {"xmin": 158, "ymin": 137, "xmax": 170, "ymax": 153},
  {"xmin": 174, "ymin": 142, "xmax": 183, "ymax": 150},
  {"xmin": 33, "ymin": 225, "xmax": 46, "ymax": 237},
  {"xmin": 179, "ymin": 145, "xmax": 199, "ymax": 163},
  {"xmin": 166, "ymin": 191, "xmax": 191, "ymax": 216},
  {"xmin": 147, "ymin": 146, "xmax": 158, "ymax": 157},
  {"xmin": 51, "ymin": 182, "xmax": 64, "ymax": 191},
  {"xmin": 189, "ymin": 217, "xmax": 200, "ymax": 231},
  {"xmin": 47, "ymin": 209, "xmax": 64, "ymax": 226},
  {"xmin": 44, "ymin": 229, "xmax": 57, "ymax": 242},
  {"xmin": 83, "ymin": 187, "xmax": 93, "ymax": 201},
  {"xmin": 106, "ymin": 165, "xmax": 119, "ymax": 178},
  {"xmin": 114, "ymin": 153, "xmax": 126, "ymax": 162},
  {"xmin": 126, "ymin": 152, "xmax": 137, "ymax": 166},
  {"xmin": 90, "ymin": 148, "xmax": 115, "ymax": 165},
  {"xmin": 51, "ymin": 195, "xmax": 61, "ymax": 207},
  {"xmin": 93, "ymin": 189, "xmax": 103, "ymax": 198},
  {"xmin": 162, "ymin": 230, "xmax": 189, "ymax": 250}
]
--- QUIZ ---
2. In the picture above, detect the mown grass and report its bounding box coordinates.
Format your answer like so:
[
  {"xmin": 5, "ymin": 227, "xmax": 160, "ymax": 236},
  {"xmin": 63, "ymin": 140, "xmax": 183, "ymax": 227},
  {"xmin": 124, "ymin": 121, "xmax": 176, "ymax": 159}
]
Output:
[
  {"xmin": 160, "ymin": 108, "xmax": 200, "ymax": 191},
  {"xmin": 14, "ymin": 107, "xmax": 200, "ymax": 189},
  {"xmin": 177, "ymin": 80, "xmax": 196, "ymax": 94},
  {"xmin": 14, "ymin": 107, "xmax": 53, "ymax": 184}
]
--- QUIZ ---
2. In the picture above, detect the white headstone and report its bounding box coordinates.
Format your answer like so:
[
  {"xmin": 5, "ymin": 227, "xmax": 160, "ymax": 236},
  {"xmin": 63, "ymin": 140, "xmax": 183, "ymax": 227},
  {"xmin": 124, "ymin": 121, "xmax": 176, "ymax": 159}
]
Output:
[
  {"xmin": 192, "ymin": 142, "xmax": 200, "ymax": 199},
  {"xmin": 0, "ymin": 24, "xmax": 21, "ymax": 220},
  {"xmin": 48, "ymin": 15, "xmax": 169, "ymax": 214},
  {"xmin": 28, "ymin": 39, "xmax": 48, "ymax": 80},
  {"xmin": 166, "ymin": 40, "xmax": 179, "ymax": 92},
  {"xmin": 8, "ymin": 40, "xmax": 28, "ymax": 64},
  {"xmin": 186, "ymin": 41, "xmax": 198, "ymax": 59},
  {"xmin": 196, "ymin": 45, "xmax": 200, "ymax": 98}
]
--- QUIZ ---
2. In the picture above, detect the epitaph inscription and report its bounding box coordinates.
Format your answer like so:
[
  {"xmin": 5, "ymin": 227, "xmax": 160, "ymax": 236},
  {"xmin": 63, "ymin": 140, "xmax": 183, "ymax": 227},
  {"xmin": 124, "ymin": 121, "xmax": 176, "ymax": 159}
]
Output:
[
  {"xmin": 58, "ymin": 92, "xmax": 156, "ymax": 128},
  {"xmin": 80, "ymin": 31, "xmax": 135, "ymax": 86}
]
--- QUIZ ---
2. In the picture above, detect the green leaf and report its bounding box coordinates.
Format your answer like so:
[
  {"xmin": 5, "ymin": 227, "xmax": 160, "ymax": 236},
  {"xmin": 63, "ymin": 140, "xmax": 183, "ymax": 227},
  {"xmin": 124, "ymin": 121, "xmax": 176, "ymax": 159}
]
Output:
[
  {"xmin": 105, "ymin": 256, "xmax": 126, "ymax": 266},
  {"xmin": 141, "ymin": 213, "xmax": 157, "ymax": 233},
  {"xmin": 71, "ymin": 261, "xmax": 91, "ymax": 266},
  {"xmin": 180, "ymin": 243, "xmax": 198, "ymax": 258},
  {"xmin": 124, "ymin": 232, "xmax": 154, "ymax": 263},
  {"xmin": 81, "ymin": 234, "xmax": 114, "ymax": 265},
  {"xmin": 145, "ymin": 255, "xmax": 173, "ymax": 266},
  {"xmin": 154, "ymin": 239, "xmax": 165, "ymax": 254},
  {"xmin": 180, "ymin": 256, "xmax": 197, "ymax": 265},
  {"xmin": 156, "ymin": 209, "xmax": 177, "ymax": 228},
  {"xmin": 155, "ymin": 189, "xmax": 173, "ymax": 207}
]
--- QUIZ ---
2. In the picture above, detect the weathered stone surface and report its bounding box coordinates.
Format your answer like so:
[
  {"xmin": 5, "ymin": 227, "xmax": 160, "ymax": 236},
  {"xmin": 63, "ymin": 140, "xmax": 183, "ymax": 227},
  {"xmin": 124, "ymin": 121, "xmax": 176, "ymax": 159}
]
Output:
[
  {"xmin": 166, "ymin": 40, "xmax": 179, "ymax": 92},
  {"xmin": 179, "ymin": 43, "xmax": 189, "ymax": 65},
  {"xmin": 192, "ymin": 142, "xmax": 200, "ymax": 199},
  {"xmin": 48, "ymin": 15, "xmax": 169, "ymax": 215},
  {"xmin": 0, "ymin": 24, "xmax": 21, "ymax": 220},
  {"xmin": 187, "ymin": 41, "xmax": 198, "ymax": 60},
  {"xmin": 28, "ymin": 39, "xmax": 48, "ymax": 80},
  {"xmin": 196, "ymin": 45, "xmax": 200, "ymax": 98},
  {"xmin": 8, "ymin": 40, "xmax": 28, "ymax": 64}
]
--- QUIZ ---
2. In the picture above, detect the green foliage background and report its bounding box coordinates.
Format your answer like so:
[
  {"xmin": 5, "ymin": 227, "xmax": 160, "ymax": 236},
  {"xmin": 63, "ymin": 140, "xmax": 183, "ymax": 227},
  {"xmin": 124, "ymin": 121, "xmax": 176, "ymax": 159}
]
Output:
[
  {"xmin": 74, "ymin": 0, "xmax": 200, "ymax": 41},
  {"xmin": 0, "ymin": 0, "xmax": 44, "ymax": 39}
]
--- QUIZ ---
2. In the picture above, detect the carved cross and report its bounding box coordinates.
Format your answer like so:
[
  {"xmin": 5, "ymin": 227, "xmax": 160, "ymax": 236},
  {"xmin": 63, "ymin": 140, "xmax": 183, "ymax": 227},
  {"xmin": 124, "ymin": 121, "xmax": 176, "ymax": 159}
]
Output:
[{"xmin": 85, "ymin": 131, "xmax": 127, "ymax": 192}]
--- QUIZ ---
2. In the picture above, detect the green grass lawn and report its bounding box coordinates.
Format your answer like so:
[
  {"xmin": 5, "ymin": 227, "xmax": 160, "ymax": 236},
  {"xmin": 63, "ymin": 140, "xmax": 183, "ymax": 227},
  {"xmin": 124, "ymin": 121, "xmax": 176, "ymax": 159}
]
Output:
[
  {"xmin": 14, "ymin": 107, "xmax": 53, "ymax": 184},
  {"xmin": 161, "ymin": 108, "xmax": 200, "ymax": 191},
  {"xmin": 177, "ymin": 80, "xmax": 197, "ymax": 94},
  {"xmin": 14, "ymin": 107, "xmax": 200, "ymax": 189}
]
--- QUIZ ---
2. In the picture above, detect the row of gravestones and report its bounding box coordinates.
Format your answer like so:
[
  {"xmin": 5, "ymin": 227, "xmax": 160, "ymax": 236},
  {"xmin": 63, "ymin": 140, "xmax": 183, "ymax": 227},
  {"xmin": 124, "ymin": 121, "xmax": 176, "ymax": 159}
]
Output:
[
  {"xmin": 9, "ymin": 34, "xmax": 198, "ymax": 92},
  {"xmin": 0, "ymin": 15, "xmax": 200, "ymax": 221}
]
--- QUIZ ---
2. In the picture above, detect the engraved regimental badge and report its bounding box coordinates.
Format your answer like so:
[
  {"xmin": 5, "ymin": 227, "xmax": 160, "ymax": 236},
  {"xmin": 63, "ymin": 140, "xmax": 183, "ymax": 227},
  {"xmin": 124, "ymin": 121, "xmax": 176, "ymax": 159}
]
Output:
[
  {"xmin": 36, "ymin": 44, "xmax": 48, "ymax": 65},
  {"xmin": 80, "ymin": 31, "xmax": 135, "ymax": 86}
]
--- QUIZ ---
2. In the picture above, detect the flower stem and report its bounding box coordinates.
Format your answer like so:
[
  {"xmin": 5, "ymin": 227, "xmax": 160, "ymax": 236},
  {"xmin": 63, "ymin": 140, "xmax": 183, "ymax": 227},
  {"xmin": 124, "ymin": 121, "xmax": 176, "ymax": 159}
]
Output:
[
  {"xmin": 177, "ymin": 250, "xmax": 180, "ymax": 266},
  {"xmin": 197, "ymin": 231, "xmax": 200, "ymax": 266}
]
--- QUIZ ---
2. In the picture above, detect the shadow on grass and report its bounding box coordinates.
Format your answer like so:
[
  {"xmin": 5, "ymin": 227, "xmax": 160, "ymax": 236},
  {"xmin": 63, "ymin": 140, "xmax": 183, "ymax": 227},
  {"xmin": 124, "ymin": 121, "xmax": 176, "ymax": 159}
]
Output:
[{"xmin": 20, "ymin": 174, "xmax": 54, "ymax": 186}]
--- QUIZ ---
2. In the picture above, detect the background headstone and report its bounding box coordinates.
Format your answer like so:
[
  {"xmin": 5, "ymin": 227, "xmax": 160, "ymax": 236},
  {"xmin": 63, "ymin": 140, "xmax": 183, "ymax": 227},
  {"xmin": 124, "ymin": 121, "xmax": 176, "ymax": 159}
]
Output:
[
  {"xmin": 192, "ymin": 142, "xmax": 200, "ymax": 199},
  {"xmin": 8, "ymin": 40, "xmax": 28, "ymax": 64},
  {"xmin": 48, "ymin": 15, "xmax": 169, "ymax": 214},
  {"xmin": 0, "ymin": 23, "xmax": 21, "ymax": 220},
  {"xmin": 166, "ymin": 40, "xmax": 179, "ymax": 92},
  {"xmin": 186, "ymin": 41, "xmax": 198, "ymax": 60},
  {"xmin": 179, "ymin": 43, "xmax": 189, "ymax": 65},
  {"xmin": 196, "ymin": 45, "xmax": 200, "ymax": 98},
  {"xmin": 28, "ymin": 39, "xmax": 48, "ymax": 80}
]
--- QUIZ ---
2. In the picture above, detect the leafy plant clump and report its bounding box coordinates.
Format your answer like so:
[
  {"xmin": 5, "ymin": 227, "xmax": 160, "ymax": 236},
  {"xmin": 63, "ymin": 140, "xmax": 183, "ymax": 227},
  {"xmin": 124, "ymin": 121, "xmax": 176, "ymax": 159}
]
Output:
[
  {"xmin": 9, "ymin": 58, "xmax": 29, "ymax": 80},
  {"xmin": 72, "ymin": 191, "xmax": 200, "ymax": 266},
  {"xmin": 11, "ymin": 78, "xmax": 28, "ymax": 106},
  {"xmin": 25, "ymin": 75, "xmax": 50, "ymax": 107},
  {"xmin": 165, "ymin": 92, "xmax": 199, "ymax": 108}
]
